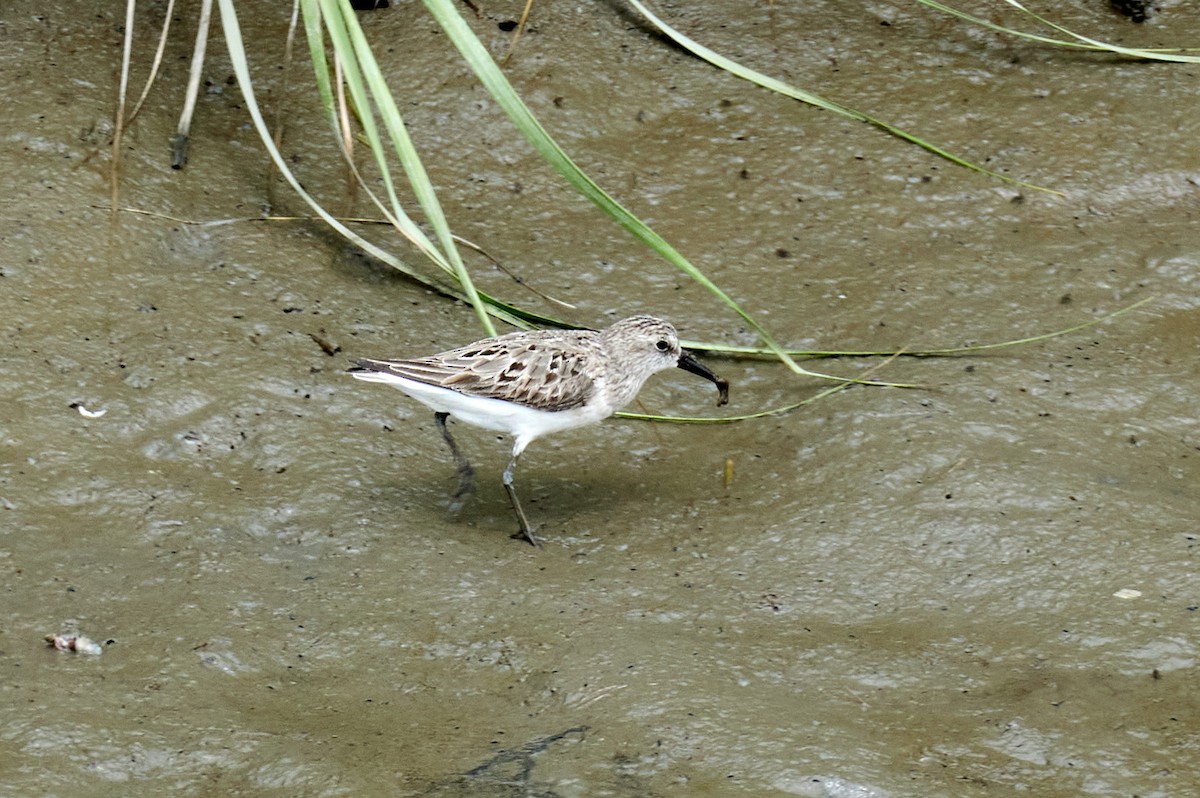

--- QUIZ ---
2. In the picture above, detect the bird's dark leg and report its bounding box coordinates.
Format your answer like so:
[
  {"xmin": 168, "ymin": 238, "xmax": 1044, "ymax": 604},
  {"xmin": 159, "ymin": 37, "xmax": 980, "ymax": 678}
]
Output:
[
  {"xmin": 502, "ymin": 450, "xmax": 540, "ymax": 548},
  {"xmin": 434, "ymin": 412, "xmax": 475, "ymax": 512}
]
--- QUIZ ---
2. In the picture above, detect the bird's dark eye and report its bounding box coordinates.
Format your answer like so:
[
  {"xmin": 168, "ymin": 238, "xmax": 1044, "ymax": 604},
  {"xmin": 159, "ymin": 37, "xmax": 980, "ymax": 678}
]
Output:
[{"xmin": 655, "ymin": 339, "xmax": 670, "ymax": 352}]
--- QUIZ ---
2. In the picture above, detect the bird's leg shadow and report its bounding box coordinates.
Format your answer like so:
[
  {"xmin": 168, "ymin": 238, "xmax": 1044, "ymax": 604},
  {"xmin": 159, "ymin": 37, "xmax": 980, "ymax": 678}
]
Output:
[{"xmin": 434, "ymin": 412, "xmax": 475, "ymax": 512}]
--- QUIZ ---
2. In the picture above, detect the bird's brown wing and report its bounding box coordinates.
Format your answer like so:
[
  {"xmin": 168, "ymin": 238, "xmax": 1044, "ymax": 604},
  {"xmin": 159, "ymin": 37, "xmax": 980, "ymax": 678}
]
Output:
[{"xmin": 357, "ymin": 334, "xmax": 600, "ymax": 411}]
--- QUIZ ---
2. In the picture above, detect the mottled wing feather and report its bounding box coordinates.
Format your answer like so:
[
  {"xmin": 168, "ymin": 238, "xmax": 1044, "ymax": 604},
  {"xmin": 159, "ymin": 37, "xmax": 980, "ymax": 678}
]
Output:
[{"xmin": 358, "ymin": 333, "xmax": 600, "ymax": 412}]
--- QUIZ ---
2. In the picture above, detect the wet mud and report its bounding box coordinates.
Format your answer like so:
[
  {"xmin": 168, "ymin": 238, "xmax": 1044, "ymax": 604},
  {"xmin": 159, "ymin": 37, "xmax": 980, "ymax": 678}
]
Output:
[{"xmin": 2, "ymin": 2, "xmax": 1198, "ymax": 796}]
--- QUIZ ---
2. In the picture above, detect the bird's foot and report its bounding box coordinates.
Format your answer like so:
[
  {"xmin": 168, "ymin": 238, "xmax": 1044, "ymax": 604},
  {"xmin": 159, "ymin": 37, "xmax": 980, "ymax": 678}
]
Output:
[{"xmin": 511, "ymin": 526, "xmax": 543, "ymax": 548}]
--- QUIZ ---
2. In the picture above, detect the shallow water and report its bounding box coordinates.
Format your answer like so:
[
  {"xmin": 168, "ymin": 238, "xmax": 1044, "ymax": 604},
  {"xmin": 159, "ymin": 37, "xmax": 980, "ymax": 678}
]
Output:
[{"xmin": 2, "ymin": 2, "xmax": 1198, "ymax": 796}]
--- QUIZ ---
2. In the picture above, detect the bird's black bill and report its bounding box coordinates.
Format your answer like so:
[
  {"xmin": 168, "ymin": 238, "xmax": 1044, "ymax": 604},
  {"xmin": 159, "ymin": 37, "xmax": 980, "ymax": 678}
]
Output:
[{"xmin": 677, "ymin": 351, "xmax": 730, "ymax": 407}]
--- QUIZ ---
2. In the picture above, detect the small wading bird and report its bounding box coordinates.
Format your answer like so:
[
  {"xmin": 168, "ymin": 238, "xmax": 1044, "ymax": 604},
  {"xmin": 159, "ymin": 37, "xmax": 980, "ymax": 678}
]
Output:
[{"xmin": 349, "ymin": 315, "xmax": 729, "ymax": 546}]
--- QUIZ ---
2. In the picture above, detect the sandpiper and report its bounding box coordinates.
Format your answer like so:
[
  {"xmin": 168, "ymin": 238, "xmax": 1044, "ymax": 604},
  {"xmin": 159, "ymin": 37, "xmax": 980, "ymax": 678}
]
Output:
[{"xmin": 349, "ymin": 315, "xmax": 729, "ymax": 547}]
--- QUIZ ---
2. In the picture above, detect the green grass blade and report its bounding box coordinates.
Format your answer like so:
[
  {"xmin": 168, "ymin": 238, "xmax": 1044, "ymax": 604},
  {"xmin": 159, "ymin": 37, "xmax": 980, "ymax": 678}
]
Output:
[
  {"xmin": 303, "ymin": 2, "xmax": 439, "ymax": 258},
  {"xmin": 216, "ymin": 0, "xmax": 390, "ymax": 265},
  {"xmin": 300, "ymin": 0, "xmax": 337, "ymax": 128},
  {"xmin": 312, "ymin": 3, "xmax": 446, "ymax": 262},
  {"xmin": 298, "ymin": 1, "xmax": 496, "ymax": 335},
  {"xmin": 312, "ymin": 1, "xmax": 496, "ymax": 336},
  {"xmin": 217, "ymin": 0, "xmax": 535, "ymax": 329},
  {"xmin": 303, "ymin": 0, "xmax": 458, "ymax": 272},
  {"xmin": 681, "ymin": 297, "xmax": 1153, "ymax": 358},
  {"xmin": 625, "ymin": 0, "xmax": 1059, "ymax": 195},
  {"xmin": 917, "ymin": 1, "xmax": 1198, "ymax": 61},
  {"xmin": 296, "ymin": 1, "xmax": 575, "ymax": 333},
  {"xmin": 616, "ymin": 380, "xmax": 851, "ymax": 424},
  {"xmin": 915, "ymin": 0, "xmax": 1111, "ymax": 51},
  {"xmin": 995, "ymin": 0, "xmax": 1200, "ymax": 62},
  {"xmin": 326, "ymin": 0, "xmax": 495, "ymax": 335},
  {"xmin": 420, "ymin": 0, "xmax": 833, "ymax": 378}
]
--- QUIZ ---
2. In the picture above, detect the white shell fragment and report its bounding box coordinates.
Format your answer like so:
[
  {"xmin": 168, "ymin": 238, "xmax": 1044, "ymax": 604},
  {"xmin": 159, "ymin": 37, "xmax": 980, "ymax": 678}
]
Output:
[
  {"xmin": 70, "ymin": 403, "xmax": 107, "ymax": 419},
  {"xmin": 45, "ymin": 633, "xmax": 104, "ymax": 655},
  {"xmin": 1113, "ymin": 588, "xmax": 1142, "ymax": 600}
]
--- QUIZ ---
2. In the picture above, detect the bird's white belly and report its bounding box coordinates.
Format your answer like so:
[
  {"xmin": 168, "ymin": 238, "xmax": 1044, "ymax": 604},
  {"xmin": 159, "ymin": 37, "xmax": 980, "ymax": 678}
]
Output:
[{"xmin": 351, "ymin": 371, "xmax": 611, "ymax": 440}]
